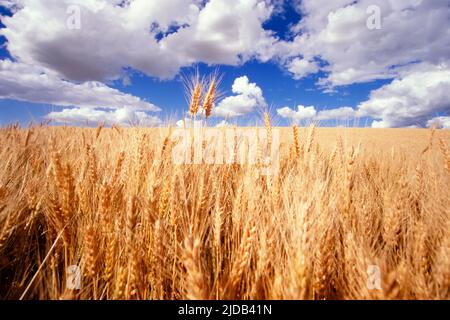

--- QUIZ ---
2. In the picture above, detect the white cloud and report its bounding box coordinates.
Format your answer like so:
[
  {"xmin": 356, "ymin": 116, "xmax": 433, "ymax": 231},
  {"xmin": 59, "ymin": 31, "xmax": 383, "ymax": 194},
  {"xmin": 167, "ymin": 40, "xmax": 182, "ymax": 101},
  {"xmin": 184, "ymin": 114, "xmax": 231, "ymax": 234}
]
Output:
[
  {"xmin": 1, "ymin": 0, "xmax": 277, "ymax": 82},
  {"xmin": 358, "ymin": 65, "xmax": 450, "ymax": 128},
  {"xmin": 278, "ymin": 64, "xmax": 450, "ymax": 128},
  {"xmin": 277, "ymin": 105, "xmax": 317, "ymax": 122},
  {"xmin": 163, "ymin": 0, "xmax": 276, "ymax": 66},
  {"xmin": 0, "ymin": 0, "xmax": 14, "ymax": 8},
  {"xmin": 316, "ymin": 107, "xmax": 356, "ymax": 121},
  {"xmin": 46, "ymin": 107, "xmax": 162, "ymax": 127},
  {"xmin": 3, "ymin": 1, "xmax": 450, "ymax": 87},
  {"xmin": 277, "ymin": 105, "xmax": 357, "ymax": 123},
  {"xmin": 277, "ymin": 0, "xmax": 450, "ymax": 127},
  {"xmin": 276, "ymin": 0, "xmax": 450, "ymax": 86},
  {"xmin": 214, "ymin": 76, "xmax": 267, "ymax": 117},
  {"xmin": 0, "ymin": 59, "xmax": 159, "ymax": 111},
  {"xmin": 287, "ymin": 58, "xmax": 320, "ymax": 79},
  {"xmin": 175, "ymin": 118, "xmax": 232, "ymax": 128},
  {"xmin": 0, "ymin": 0, "xmax": 21, "ymax": 11},
  {"xmin": 427, "ymin": 117, "xmax": 450, "ymax": 129},
  {"xmin": 0, "ymin": 0, "xmax": 278, "ymax": 125},
  {"xmin": 215, "ymin": 120, "xmax": 232, "ymax": 127},
  {"xmin": 1, "ymin": 0, "xmax": 195, "ymax": 81},
  {"xmin": 176, "ymin": 117, "xmax": 204, "ymax": 128}
]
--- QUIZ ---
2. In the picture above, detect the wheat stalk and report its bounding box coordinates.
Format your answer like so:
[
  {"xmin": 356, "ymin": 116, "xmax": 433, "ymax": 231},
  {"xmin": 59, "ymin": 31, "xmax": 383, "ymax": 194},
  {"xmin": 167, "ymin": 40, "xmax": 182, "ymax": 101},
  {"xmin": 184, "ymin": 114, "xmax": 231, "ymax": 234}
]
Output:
[
  {"xmin": 83, "ymin": 226, "xmax": 97, "ymax": 278},
  {"xmin": 189, "ymin": 83, "xmax": 202, "ymax": 116},
  {"xmin": 182, "ymin": 237, "xmax": 208, "ymax": 300},
  {"xmin": 292, "ymin": 124, "xmax": 301, "ymax": 159},
  {"xmin": 203, "ymin": 79, "xmax": 217, "ymax": 119}
]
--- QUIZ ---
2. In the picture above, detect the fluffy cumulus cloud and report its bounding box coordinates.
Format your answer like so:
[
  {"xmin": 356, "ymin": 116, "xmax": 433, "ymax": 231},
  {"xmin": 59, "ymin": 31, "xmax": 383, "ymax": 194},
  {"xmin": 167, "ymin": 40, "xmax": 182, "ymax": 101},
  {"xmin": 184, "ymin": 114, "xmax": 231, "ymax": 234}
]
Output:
[
  {"xmin": 46, "ymin": 107, "xmax": 163, "ymax": 126},
  {"xmin": 215, "ymin": 120, "xmax": 232, "ymax": 127},
  {"xmin": 277, "ymin": 105, "xmax": 357, "ymax": 123},
  {"xmin": 0, "ymin": 0, "xmax": 277, "ymax": 124},
  {"xmin": 358, "ymin": 65, "xmax": 450, "ymax": 128},
  {"xmin": 277, "ymin": 105, "xmax": 317, "ymax": 122},
  {"xmin": 176, "ymin": 118, "xmax": 203, "ymax": 128},
  {"xmin": 279, "ymin": 0, "xmax": 450, "ymax": 86},
  {"xmin": 0, "ymin": 0, "xmax": 276, "ymax": 82},
  {"xmin": 277, "ymin": 64, "xmax": 450, "ymax": 128},
  {"xmin": 278, "ymin": 64, "xmax": 450, "ymax": 128},
  {"xmin": 163, "ymin": 0, "xmax": 276, "ymax": 67},
  {"xmin": 214, "ymin": 76, "xmax": 267, "ymax": 118},
  {"xmin": 316, "ymin": 107, "xmax": 357, "ymax": 121},
  {"xmin": 273, "ymin": 0, "xmax": 450, "ymax": 127},
  {"xmin": 286, "ymin": 58, "xmax": 320, "ymax": 80},
  {"xmin": 427, "ymin": 117, "xmax": 450, "ymax": 129},
  {"xmin": 176, "ymin": 118, "xmax": 232, "ymax": 128},
  {"xmin": 0, "ymin": 59, "xmax": 159, "ymax": 111},
  {"xmin": 1, "ymin": 0, "xmax": 194, "ymax": 81}
]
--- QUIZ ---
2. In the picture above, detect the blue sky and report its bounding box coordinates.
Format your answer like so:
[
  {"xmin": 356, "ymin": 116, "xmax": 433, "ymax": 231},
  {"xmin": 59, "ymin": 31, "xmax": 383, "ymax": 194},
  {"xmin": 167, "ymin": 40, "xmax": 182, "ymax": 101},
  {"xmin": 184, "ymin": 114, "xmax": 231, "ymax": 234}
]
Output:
[{"xmin": 0, "ymin": 1, "xmax": 449, "ymax": 128}]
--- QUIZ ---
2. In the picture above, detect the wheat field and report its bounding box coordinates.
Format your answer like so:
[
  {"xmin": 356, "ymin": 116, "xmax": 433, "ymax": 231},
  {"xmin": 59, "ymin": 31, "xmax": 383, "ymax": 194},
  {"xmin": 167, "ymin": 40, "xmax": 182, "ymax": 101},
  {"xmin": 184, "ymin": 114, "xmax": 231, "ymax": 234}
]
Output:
[{"xmin": 0, "ymin": 122, "xmax": 449, "ymax": 300}]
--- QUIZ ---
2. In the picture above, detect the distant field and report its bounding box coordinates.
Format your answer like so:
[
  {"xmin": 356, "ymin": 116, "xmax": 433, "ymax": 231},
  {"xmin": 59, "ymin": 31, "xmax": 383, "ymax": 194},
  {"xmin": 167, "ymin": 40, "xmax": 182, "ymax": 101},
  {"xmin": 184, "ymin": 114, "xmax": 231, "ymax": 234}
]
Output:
[
  {"xmin": 0, "ymin": 125, "xmax": 449, "ymax": 299},
  {"xmin": 277, "ymin": 127, "xmax": 450, "ymax": 154},
  {"xmin": 145, "ymin": 126, "xmax": 450, "ymax": 153}
]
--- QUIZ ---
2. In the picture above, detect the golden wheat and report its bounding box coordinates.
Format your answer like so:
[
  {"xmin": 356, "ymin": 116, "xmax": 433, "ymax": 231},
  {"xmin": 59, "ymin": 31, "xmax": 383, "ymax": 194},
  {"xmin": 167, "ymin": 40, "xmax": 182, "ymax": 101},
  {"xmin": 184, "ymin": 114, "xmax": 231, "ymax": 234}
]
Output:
[{"xmin": 0, "ymin": 118, "xmax": 449, "ymax": 300}]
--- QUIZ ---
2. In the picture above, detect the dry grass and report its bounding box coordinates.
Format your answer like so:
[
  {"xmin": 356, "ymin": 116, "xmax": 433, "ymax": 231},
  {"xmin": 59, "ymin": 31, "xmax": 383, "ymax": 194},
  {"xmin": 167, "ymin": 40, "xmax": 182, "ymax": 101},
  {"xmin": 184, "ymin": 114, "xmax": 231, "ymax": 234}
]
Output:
[{"xmin": 0, "ymin": 121, "xmax": 449, "ymax": 300}]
